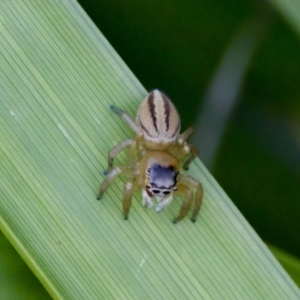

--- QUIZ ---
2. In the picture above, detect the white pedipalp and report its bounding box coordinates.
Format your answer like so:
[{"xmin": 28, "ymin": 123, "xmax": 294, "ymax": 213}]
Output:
[
  {"xmin": 142, "ymin": 189, "xmax": 154, "ymax": 208},
  {"xmin": 155, "ymin": 193, "xmax": 173, "ymax": 212}
]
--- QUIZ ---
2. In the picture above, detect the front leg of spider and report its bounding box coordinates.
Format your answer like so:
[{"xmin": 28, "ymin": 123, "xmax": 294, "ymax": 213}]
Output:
[
  {"xmin": 97, "ymin": 166, "xmax": 135, "ymax": 220},
  {"xmin": 173, "ymin": 175, "xmax": 203, "ymax": 223},
  {"xmin": 97, "ymin": 90, "xmax": 203, "ymax": 223}
]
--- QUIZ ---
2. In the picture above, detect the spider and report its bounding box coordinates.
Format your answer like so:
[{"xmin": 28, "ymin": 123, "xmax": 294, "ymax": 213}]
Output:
[{"xmin": 97, "ymin": 90, "xmax": 203, "ymax": 223}]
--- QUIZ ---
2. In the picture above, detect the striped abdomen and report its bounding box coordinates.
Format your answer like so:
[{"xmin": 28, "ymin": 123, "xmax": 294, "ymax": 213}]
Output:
[{"xmin": 136, "ymin": 90, "xmax": 181, "ymax": 144}]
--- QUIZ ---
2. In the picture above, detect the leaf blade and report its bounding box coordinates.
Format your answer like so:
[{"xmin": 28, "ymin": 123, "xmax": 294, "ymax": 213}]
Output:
[{"xmin": 0, "ymin": 1, "xmax": 299, "ymax": 299}]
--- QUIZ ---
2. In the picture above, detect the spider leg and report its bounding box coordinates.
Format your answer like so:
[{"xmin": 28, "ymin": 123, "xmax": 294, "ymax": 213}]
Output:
[
  {"xmin": 180, "ymin": 175, "xmax": 203, "ymax": 222},
  {"xmin": 97, "ymin": 166, "xmax": 131, "ymax": 200},
  {"xmin": 173, "ymin": 184, "xmax": 193, "ymax": 223},
  {"xmin": 105, "ymin": 139, "xmax": 134, "ymax": 174},
  {"xmin": 182, "ymin": 144, "xmax": 199, "ymax": 170},
  {"xmin": 110, "ymin": 105, "xmax": 142, "ymax": 134},
  {"xmin": 191, "ymin": 182, "xmax": 203, "ymax": 222},
  {"xmin": 177, "ymin": 127, "xmax": 199, "ymax": 170},
  {"xmin": 178, "ymin": 127, "xmax": 193, "ymax": 143},
  {"xmin": 123, "ymin": 181, "xmax": 134, "ymax": 220}
]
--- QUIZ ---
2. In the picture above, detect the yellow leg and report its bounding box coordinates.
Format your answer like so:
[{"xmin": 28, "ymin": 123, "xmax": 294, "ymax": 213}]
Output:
[
  {"xmin": 97, "ymin": 165, "xmax": 133, "ymax": 199},
  {"xmin": 105, "ymin": 139, "xmax": 134, "ymax": 174},
  {"xmin": 191, "ymin": 182, "xmax": 203, "ymax": 222},
  {"xmin": 182, "ymin": 144, "xmax": 199, "ymax": 170},
  {"xmin": 97, "ymin": 167, "xmax": 122, "ymax": 200},
  {"xmin": 123, "ymin": 182, "xmax": 134, "ymax": 220},
  {"xmin": 173, "ymin": 187, "xmax": 193, "ymax": 223},
  {"xmin": 175, "ymin": 175, "xmax": 203, "ymax": 223},
  {"xmin": 110, "ymin": 105, "xmax": 141, "ymax": 134},
  {"xmin": 178, "ymin": 127, "xmax": 193, "ymax": 143}
]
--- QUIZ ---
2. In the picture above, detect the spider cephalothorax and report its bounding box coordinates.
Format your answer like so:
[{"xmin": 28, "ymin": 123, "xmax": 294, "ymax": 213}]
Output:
[{"xmin": 97, "ymin": 90, "xmax": 203, "ymax": 223}]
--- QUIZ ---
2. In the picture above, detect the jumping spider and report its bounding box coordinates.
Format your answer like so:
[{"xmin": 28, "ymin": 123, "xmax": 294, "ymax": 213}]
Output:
[{"xmin": 97, "ymin": 90, "xmax": 203, "ymax": 223}]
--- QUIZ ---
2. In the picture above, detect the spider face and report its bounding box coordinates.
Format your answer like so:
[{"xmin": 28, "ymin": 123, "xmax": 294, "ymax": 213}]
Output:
[
  {"xmin": 98, "ymin": 90, "xmax": 203, "ymax": 223},
  {"xmin": 146, "ymin": 164, "xmax": 179, "ymax": 200}
]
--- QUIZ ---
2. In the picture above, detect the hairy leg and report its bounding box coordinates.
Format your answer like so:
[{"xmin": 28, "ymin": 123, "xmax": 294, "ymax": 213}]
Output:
[
  {"xmin": 178, "ymin": 127, "xmax": 193, "ymax": 144},
  {"xmin": 180, "ymin": 175, "xmax": 203, "ymax": 222},
  {"xmin": 182, "ymin": 144, "xmax": 199, "ymax": 170},
  {"xmin": 97, "ymin": 166, "xmax": 132, "ymax": 200},
  {"xmin": 173, "ymin": 184, "xmax": 193, "ymax": 223},
  {"xmin": 123, "ymin": 181, "xmax": 134, "ymax": 220},
  {"xmin": 105, "ymin": 139, "xmax": 134, "ymax": 174},
  {"xmin": 110, "ymin": 105, "xmax": 141, "ymax": 134}
]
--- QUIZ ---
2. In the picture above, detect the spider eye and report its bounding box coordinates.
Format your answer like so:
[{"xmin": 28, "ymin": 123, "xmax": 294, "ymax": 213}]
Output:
[
  {"xmin": 163, "ymin": 191, "xmax": 170, "ymax": 195},
  {"xmin": 147, "ymin": 168, "xmax": 151, "ymax": 173},
  {"xmin": 152, "ymin": 189, "xmax": 160, "ymax": 194}
]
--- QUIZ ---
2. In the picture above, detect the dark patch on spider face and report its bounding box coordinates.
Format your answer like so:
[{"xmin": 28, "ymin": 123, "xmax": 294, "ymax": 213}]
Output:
[
  {"xmin": 147, "ymin": 91, "xmax": 158, "ymax": 132},
  {"xmin": 148, "ymin": 163, "xmax": 179, "ymax": 191},
  {"xmin": 161, "ymin": 93, "xmax": 170, "ymax": 131}
]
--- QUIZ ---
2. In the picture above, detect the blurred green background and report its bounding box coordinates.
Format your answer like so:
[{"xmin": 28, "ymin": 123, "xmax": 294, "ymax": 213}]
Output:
[
  {"xmin": 2, "ymin": 0, "xmax": 300, "ymax": 297},
  {"xmin": 77, "ymin": 0, "xmax": 300, "ymax": 258}
]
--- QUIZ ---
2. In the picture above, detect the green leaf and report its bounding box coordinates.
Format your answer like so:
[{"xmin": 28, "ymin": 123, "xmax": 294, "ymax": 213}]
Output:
[
  {"xmin": 269, "ymin": 0, "xmax": 300, "ymax": 35},
  {"xmin": 0, "ymin": 1, "xmax": 299, "ymax": 299},
  {"xmin": 269, "ymin": 244, "xmax": 300, "ymax": 288},
  {"xmin": 0, "ymin": 231, "xmax": 51, "ymax": 299}
]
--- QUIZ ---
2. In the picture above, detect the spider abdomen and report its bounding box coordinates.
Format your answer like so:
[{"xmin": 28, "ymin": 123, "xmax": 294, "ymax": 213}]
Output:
[{"xmin": 136, "ymin": 90, "xmax": 181, "ymax": 146}]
